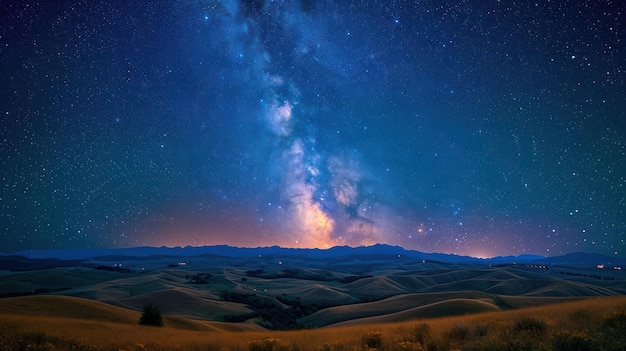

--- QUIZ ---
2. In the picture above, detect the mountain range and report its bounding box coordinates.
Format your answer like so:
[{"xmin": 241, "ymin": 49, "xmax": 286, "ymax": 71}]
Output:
[{"xmin": 1, "ymin": 244, "xmax": 625, "ymax": 271}]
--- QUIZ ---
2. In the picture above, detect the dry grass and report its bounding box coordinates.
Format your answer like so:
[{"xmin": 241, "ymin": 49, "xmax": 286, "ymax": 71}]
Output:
[{"xmin": 1, "ymin": 296, "xmax": 625, "ymax": 351}]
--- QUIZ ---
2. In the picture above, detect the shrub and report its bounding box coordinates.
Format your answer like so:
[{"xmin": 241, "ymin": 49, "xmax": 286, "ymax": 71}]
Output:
[
  {"xmin": 473, "ymin": 324, "xmax": 489, "ymax": 337},
  {"xmin": 448, "ymin": 324, "xmax": 471, "ymax": 341},
  {"xmin": 552, "ymin": 330, "xmax": 593, "ymax": 351},
  {"xmin": 318, "ymin": 343, "xmax": 348, "ymax": 351},
  {"xmin": 601, "ymin": 309, "xmax": 626, "ymax": 351},
  {"xmin": 515, "ymin": 317, "xmax": 546, "ymax": 334},
  {"xmin": 248, "ymin": 337, "xmax": 284, "ymax": 351},
  {"xmin": 396, "ymin": 341, "xmax": 427, "ymax": 351},
  {"xmin": 138, "ymin": 303, "xmax": 163, "ymax": 327},
  {"xmin": 23, "ymin": 331, "xmax": 47, "ymax": 345},
  {"xmin": 363, "ymin": 331, "xmax": 383, "ymax": 349},
  {"xmin": 504, "ymin": 338, "xmax": 540, "ymax": 351},
  {"xmin": 603, "ymin": 309, "xmax": 626, "ymax": 333},
  {"xmin": 413, "ymin": 323, "xmax": 431, "ymax": 345}
]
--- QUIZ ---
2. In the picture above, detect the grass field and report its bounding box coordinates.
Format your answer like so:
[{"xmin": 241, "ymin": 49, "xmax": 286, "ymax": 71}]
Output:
[{"xmin": 1, "ymin": 296, "xmax": 625, "ymax": 351}]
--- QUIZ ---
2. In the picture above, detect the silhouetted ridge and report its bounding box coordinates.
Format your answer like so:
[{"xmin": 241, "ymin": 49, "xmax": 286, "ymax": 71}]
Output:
[{"xmin": 2, "ymin": 245, "xmax": 624, "ymax": 268}]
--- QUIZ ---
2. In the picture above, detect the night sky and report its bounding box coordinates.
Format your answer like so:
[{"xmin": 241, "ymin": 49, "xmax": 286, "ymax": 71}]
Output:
[{"xmin": 1, "ymin": 0, "xmax": 624, "ymax": 258}]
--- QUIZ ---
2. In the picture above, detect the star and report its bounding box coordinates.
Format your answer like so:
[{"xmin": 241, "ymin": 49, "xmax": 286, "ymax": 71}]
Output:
[{"xmin": 0, "ymin": 0, "xmax": 622, "ymax": 258}]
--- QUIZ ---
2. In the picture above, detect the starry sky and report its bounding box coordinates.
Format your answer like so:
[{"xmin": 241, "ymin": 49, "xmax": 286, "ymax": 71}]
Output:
[{"xmin": 1, "ymin": 0, "xmax": 624, "ymax": 258}]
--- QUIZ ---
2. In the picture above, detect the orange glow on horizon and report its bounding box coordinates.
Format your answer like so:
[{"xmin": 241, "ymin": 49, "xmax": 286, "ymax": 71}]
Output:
[{"xmin": 295, "ymin": 198, "xmax": 338, "ymax": 249}]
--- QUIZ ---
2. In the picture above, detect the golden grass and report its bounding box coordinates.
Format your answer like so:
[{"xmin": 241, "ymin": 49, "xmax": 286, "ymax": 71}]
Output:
[
  {"xmin": 0, "ymin": 295, "xmax": 140, "ymax": 323},
  {"xmin": 1, "ymin": 296, "xmax": 625, "ymax": 351}
]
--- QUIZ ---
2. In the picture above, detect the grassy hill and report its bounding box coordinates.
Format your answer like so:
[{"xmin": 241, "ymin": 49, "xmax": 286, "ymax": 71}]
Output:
[
  {"xmin": 1, "ymin": 296, "xmax": 624, "ymax": 351},
  {"xmin": 0, "ymin": 295, "xmax": 139, "ymax": 323},
  {"xmin": 1, "ymin": 258, "xmax": 624, "ymax": 331}
]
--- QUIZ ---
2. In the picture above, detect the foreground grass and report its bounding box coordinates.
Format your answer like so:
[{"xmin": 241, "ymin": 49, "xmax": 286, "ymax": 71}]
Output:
[{"xmin": 1, "ymin": 296, "xmax": 625, "ymax": 351}]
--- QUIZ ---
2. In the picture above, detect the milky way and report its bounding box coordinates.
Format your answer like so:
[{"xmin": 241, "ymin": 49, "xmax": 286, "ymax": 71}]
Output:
[{"xmin": 1, "ymin": 0, "xmax": 624, "ymax": 257}]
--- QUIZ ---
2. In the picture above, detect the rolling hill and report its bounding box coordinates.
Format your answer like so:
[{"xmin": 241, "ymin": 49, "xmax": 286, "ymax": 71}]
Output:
[{"xmin": 1, "ymin": 245, "xmax": 624, "ymax": 330}]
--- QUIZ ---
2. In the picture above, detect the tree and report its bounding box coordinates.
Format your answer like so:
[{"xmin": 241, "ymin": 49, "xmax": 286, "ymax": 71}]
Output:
[{"xmin": 138, "ymin": 303, "xmax": 163, "ymax": 327}]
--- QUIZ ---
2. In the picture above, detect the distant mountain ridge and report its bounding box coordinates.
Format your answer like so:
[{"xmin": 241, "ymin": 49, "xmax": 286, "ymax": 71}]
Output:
[
  {"xmin": 7, "ymin": 244, "xmax": 434, "ymax": 260},
  {"xmin": 2, "ymin": 244, "xmax": 625, "ymax": 267}
]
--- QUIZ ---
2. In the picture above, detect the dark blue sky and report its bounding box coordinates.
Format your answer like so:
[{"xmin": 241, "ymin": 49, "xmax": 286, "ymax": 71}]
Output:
[{"xmin": 1, "ymin": 0, "xmax": 624, "ymax": 257}]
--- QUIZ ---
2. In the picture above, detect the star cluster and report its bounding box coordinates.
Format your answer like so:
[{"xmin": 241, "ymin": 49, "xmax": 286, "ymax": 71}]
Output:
[{"xmin": 1, "ymin": 0, "xmax": 624, "ymax": 257}]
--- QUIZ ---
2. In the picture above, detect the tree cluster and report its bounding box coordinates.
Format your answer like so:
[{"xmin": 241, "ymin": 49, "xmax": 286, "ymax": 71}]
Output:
[{"xmin": 138, "ymin": 303, "xmax": 163, "ymax": 327}]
